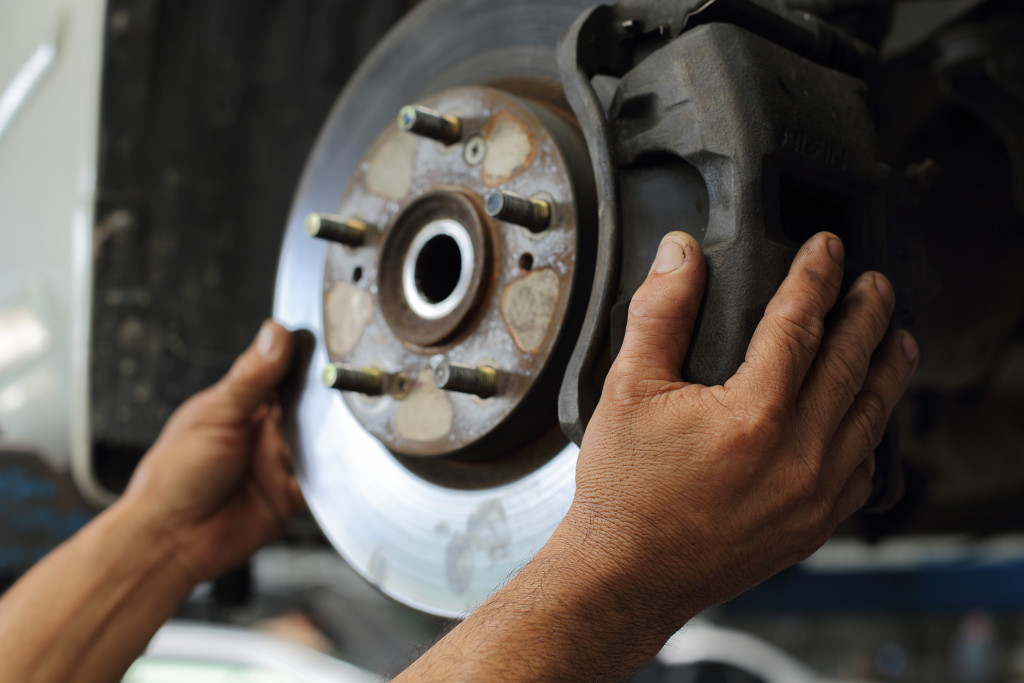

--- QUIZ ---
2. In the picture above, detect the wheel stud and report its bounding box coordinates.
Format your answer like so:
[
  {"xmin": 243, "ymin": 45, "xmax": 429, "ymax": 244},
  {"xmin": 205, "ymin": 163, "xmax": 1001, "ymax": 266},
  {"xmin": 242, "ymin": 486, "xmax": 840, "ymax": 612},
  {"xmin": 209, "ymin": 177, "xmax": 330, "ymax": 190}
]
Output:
[
  {"xmin": 322, "ymin": 363, "xmax": 384, "ymax": 396},
  {"xmin": 306, "ymin": 213, "xmax": 368, "ymax": 246},
  {"xmin": 398, "ymin": 105, "xmax": 462, "ymax": 145},
  {"xmin": 485, "ymin": 191, "xmax": 550, "ymax": 232},
  {"xmin": 433, "ymin": 361, "xmax": 499, "ymax": 398}
]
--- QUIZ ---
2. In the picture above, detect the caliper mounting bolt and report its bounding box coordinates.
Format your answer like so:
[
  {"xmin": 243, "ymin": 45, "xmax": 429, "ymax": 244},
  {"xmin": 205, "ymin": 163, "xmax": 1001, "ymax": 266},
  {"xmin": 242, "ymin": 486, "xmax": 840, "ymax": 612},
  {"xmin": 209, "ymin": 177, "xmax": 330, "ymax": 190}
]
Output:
[
  {"xmin": 306, "ymin": 213, "xmax": 368, "ymax": 246},
  {"xmin": 433, "ymin": 361, "xmax": 499, "ymax": 399},
  {"xmin": 398, "ymin": 105, "xmax": 462, "ymax": 145},
  {"xmin": 485, "ymin": 190, "xmax": 551, "ymax": 232},
  {"xmin": 322, "ymin": 363, "xmax": 385, "ymax": 396}
]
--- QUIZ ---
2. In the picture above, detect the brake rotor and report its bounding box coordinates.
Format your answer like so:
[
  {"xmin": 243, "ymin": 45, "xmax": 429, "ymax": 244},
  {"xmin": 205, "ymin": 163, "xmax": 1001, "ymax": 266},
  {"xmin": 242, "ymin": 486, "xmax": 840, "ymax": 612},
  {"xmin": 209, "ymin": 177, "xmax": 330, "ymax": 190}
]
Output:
[{"xmin": 274, "ymin": 0, "xmax": 597, "ymax": 617}]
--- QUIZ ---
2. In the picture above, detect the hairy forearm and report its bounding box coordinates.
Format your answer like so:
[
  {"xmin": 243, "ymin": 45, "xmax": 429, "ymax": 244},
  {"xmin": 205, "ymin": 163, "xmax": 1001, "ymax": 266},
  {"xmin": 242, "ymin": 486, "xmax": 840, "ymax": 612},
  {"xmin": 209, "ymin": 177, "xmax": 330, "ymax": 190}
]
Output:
[
  {"xmin": 0, "ymin": 498, "xmax": 195, "ymax": 683},
  {"xmin": 396, "ymin": 519, "xmax": 690, "ymax": 682}
]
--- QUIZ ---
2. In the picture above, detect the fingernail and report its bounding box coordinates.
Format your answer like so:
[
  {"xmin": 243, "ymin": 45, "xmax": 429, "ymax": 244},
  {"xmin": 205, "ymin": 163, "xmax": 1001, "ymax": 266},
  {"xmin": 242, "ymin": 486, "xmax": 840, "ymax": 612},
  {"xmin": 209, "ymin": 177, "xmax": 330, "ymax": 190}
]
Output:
[
  {"xmin": 653, "ymin": 239, "xmax": 686, "ymax": 273},
  {"xmin": 901, "ymin": 330, "xmax": 919, "ymax": 362},
  {"xmin": 256, "ymin": 321, "xmax": 279, "ymax": 357},
  {"xmin": 827, "ymin": 237, "xmax": 844, "ymax": 264},
  {"xmin": 874, "ymin": 274, "xmax": 894, "ymax": 306}
]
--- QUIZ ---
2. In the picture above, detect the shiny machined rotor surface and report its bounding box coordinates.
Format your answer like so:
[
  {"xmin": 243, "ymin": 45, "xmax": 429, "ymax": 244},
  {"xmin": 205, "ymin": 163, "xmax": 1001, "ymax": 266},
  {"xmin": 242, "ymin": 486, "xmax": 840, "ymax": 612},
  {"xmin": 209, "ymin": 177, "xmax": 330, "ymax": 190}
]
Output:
[{"xmin": 274, "ymin": 0, "xmax": 596, "ymax": 617}]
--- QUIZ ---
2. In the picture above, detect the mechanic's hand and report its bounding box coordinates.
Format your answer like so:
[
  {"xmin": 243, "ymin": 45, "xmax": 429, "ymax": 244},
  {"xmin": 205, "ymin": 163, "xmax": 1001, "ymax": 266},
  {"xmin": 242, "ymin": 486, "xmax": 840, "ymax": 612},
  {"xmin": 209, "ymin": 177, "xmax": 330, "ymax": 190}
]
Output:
[
  {"xmin": 565, "ymin": 231, "xmax": 917, "ymax": 627},
  {"xmin": 123, "ymin": 320, "xmax": 303, "ymax": 584}
]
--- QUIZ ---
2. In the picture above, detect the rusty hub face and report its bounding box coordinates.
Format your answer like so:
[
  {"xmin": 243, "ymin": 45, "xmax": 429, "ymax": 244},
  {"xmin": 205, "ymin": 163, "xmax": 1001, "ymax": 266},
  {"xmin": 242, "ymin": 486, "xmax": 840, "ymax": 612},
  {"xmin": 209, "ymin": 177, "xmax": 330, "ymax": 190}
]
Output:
[{"xmin": 319, "ymin": 83, "xmax": 592, "ymax": 460}]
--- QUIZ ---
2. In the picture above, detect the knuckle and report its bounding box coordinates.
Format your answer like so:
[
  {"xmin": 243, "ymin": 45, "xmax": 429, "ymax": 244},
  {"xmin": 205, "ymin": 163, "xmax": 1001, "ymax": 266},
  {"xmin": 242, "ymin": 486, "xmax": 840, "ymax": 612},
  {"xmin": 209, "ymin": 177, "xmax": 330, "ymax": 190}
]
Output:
[
  {"xmin": 771, "ymin": 303, "xmax": 825, "ymax": 356},
  {"xmin": 627, "ymin": 297, "xmax": 684, "ymax": 344},
  {"xmin": 628, "ymin": 288, "xmax": 696, "ymax": 329},
  {"xmin": 172, "ymin": 390, "xmax": 215, "ymax": 426},
  {"xmin": 758, "ymin": 388, "xmax": 794, "ymax": 427},
  {"xmin": 730, "ymin": 408, "xmax": 783, "ymax": 452},
  {"xmin": 623, "ymin": 291, "xmax": 694, "ymax": 368},
  {"xmin": 789, "ymin": 468, "xmax": 820, "ymax": 508},
  {"xmin": 854, "ymin": 389, "xmax": 890, "ymax": 448},
  {"xmin": 627, "ymin": 292, "xmax": 660, "ymax": 323},
  {"xmin": 801, "ymin": 495, "xmax": 836, "ymax": 542},
  {"xmin": 603, "ymin": 360, "xmax": 650, "ymax": 405},
  {"xmin": 826, "ymin": 341, "xmax": 867, "ymax": 403},
  {"xmin": 750, "ymin": 406, "xmax": 782, "ymax": 440},
  {"xmin": 795, "ymin": 452, "xmax": 825, "ymax": 502}
]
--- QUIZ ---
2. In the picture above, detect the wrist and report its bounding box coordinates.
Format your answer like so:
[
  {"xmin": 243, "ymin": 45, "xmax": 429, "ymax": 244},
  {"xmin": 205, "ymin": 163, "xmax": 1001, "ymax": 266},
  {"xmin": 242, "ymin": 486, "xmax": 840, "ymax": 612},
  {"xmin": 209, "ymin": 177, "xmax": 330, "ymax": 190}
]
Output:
[
  {"xmin": 501, "ymin": 517, "xmax": 696, "ymax": 676},
  {"xmin": 105, "ymin": 493, "xmax": 200, "ymax": 596},
  {"xmin": 395, "ymin": 505, "xmax": 699, "ymax": 681},
  {"xmin": 548, "ymin": 507, "xmax": 701, "ymax": 637}
]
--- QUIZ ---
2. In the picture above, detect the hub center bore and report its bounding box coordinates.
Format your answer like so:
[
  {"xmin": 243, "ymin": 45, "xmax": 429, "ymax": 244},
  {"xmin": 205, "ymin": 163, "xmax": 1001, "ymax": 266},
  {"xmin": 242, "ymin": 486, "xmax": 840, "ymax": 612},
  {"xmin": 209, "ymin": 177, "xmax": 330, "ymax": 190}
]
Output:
[
  {"xmin": 405, "ymin": 221, "xmax": 472, "ymax": 317},
  {"xmin": 378, "ymin": 189, "xmax": 491, "ymax": 348}
]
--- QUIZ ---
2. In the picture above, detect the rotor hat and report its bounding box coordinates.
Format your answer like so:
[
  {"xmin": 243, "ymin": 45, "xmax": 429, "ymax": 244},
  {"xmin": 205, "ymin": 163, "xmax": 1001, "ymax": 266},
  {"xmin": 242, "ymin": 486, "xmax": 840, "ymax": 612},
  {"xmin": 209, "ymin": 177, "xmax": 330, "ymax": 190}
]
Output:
[{"xmin": 316, "ymin": 85, "xmax": 593, "ymax": 459}]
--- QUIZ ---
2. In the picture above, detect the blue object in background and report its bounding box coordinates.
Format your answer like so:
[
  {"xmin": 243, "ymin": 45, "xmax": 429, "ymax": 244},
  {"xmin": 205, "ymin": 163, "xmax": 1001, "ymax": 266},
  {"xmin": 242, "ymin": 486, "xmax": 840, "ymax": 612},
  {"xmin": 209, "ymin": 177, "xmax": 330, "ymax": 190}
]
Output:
[
  {"xmin": 728, "ymin": 558, "xmax": 1024, "ymax": 614},
  {"xmin": 0, "ymin": 450, "xmax": 94, "ymax": 585}
]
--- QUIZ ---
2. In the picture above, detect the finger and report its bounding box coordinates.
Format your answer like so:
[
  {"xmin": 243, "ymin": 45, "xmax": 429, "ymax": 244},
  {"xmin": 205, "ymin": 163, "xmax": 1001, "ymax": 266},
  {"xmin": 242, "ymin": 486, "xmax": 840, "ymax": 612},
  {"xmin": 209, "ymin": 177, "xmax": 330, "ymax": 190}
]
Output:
[
  {"xmin": 289, "ymin": 479, "xmax": 308, "ymax": 515},
  {"xmin": 268, "ymin": 403, "xmax": 294, "ymax": 475},
  {"xmin": 799, "ymin": 272, "xmax": 895, "ymax": 439},
  {"xmin": 829, "ymin": 456, "xmax": 874, "ymax": 523},
  {"xmin": 249, "ymin": 401, "xmax": 271, "ymax": 426},
  {"xmin": 217, "ymin": 320, "xmax": 295, "ymax": 418},
  {"xmin": 730, "ymin": 233, "xmax": 844, "ymax": 406},
  {"xmin": 614, "ymin": 232, "xmax": 706, "ymax": 384},
  {"xmin": 261, "ymin": 403, "xmax": 294, "ymax": 476},
  {"xmin": 251, "ymin": 412, "xmax": 295, "ymax": 524},
  {"xmin": 821, "ymin": 330, "xmax": 918, "ymax": 498}
]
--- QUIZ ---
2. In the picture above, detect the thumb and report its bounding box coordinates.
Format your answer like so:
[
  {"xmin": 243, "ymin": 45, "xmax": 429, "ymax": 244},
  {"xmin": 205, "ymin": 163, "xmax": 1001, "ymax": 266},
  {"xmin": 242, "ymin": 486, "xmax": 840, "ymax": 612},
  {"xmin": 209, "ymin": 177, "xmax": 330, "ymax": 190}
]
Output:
[
  {"xmin": 615, "ymin": 232, "xmax": 706, "ymax": 383},
  {"xmin": 217, "ymin": 320, "xmax": 295, "ymax": 417}
]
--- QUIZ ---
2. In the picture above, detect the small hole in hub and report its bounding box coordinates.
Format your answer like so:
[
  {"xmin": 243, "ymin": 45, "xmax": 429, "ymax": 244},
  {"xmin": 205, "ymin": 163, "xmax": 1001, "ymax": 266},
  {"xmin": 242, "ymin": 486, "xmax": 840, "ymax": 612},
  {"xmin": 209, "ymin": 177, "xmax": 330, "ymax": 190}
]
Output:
[
  {"xmin": 415, "ymin": 234, "xmax": 462, "ymax": 304},
  {"xmin": 519, "ymin": 253, "xmax": 534, "ymax": 271},
  {"xmin": 353, "ymin": 267, "xmax": 363, "ymax": 282}
]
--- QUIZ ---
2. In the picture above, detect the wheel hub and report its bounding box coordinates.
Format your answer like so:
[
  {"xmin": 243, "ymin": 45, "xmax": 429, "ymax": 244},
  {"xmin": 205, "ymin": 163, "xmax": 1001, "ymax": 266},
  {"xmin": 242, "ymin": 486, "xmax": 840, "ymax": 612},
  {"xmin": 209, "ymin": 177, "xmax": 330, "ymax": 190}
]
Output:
[{"xmin": 314, "ymin": 84, "xmax": 593, "ymax": 462}]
